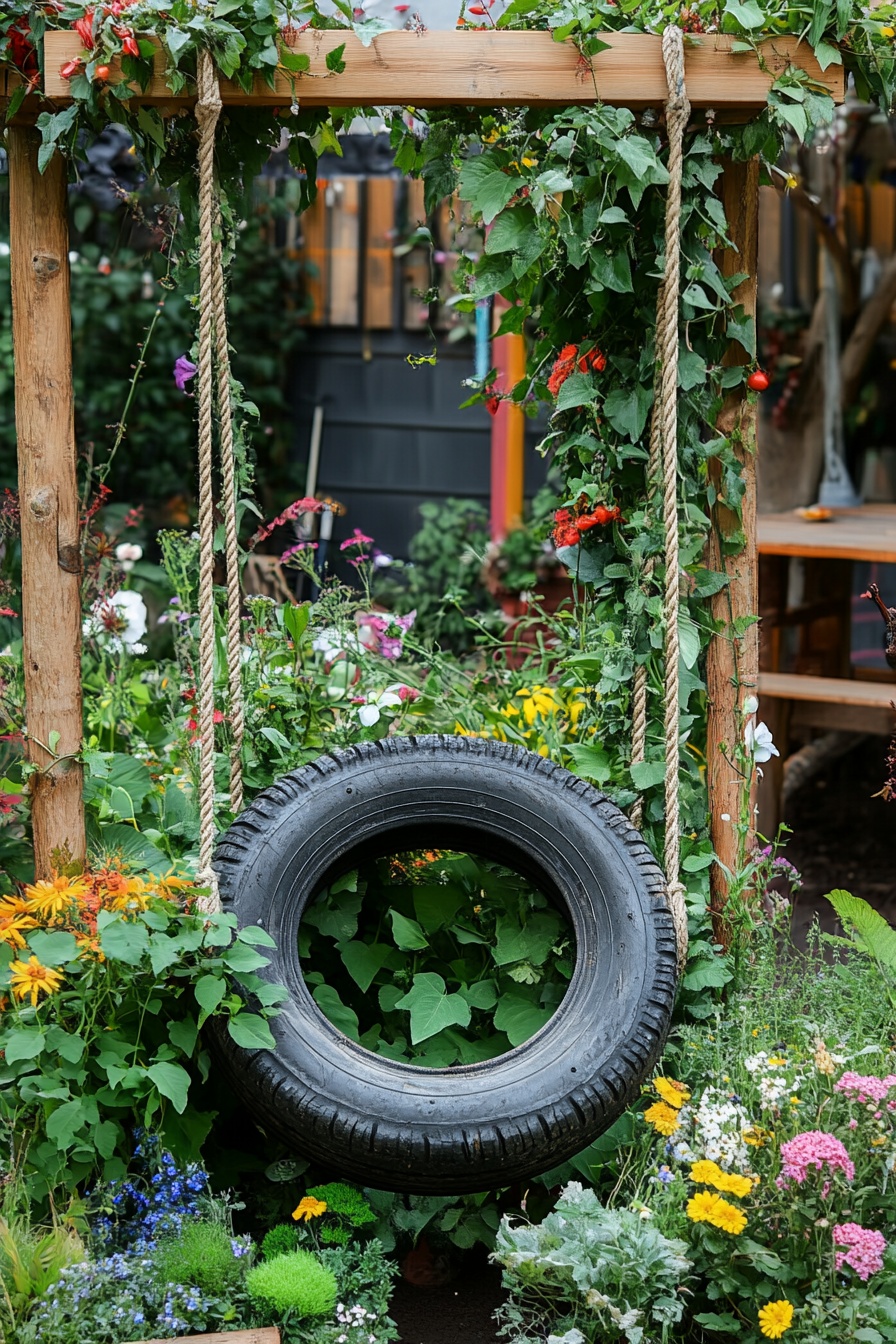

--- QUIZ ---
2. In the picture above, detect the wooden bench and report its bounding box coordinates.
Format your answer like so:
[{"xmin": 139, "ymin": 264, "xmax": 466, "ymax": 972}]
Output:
[
  {"xmin": 122, "ymin": 1329, "xmax": 280, "ymax": 1344},
  {"xmin": 756, "ymin": 673, "xmax": 896, "ymax": 835}
]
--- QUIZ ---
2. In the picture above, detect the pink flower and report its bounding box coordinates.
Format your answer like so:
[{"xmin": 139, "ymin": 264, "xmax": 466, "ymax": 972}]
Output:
[
  {"xmin": 396, "ymin": 684, "xmax": 420, "ymax": 702},
  {"xmin": 835, "ymin": 1072, "xmax": 896, "ymax": 1105},
  {"xmin": 340, "ymin": 528, "xmax": 375, "ymax": 552},
  {"xmin": 281, "ymin": 541, "xmax": 318, "ymax": 562},
  {"xmin": 833, "ymin": 1223, "xmax": 887, "ymax": 1281},
  {"xmin": 361, "ymin": 610, "xmax": 416, "ymax": 660},
  {"xmin": 0, "ymin": 792, "xmax": 21, "ymax": 814},
  {"xmin": 778, "ymin": 1131, "xmax": 855, "ymax": 1186},
  {"xmin": 174, "ymin": 355, "xmax": 197, "ymax": 392}
]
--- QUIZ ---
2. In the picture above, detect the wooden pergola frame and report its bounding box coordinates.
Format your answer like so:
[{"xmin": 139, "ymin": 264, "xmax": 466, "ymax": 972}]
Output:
[{"xmin": 4, "ymin": 31, "xmax": 843, "ymax": 910}]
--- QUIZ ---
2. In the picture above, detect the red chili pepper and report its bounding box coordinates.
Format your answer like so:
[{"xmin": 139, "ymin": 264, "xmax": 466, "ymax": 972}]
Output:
[
  {"xmin": 747, "ymin": 369, "xmax": 770, "ymax": 391},
  {"xmin": 60, "ymin": 56, "xmax": 84, "ymax": 78},
  {"xmin": 73, "ymin": 11, "xmax": 95, "ymax": 48}
]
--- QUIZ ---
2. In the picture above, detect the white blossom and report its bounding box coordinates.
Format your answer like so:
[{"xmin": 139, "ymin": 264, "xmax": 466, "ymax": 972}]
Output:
[{"xmin": 115, "ymin": 542, "xmax": 143, "ymax": 572}]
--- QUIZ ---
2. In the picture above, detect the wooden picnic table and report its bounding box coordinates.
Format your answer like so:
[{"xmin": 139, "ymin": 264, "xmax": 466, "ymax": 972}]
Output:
[{"xmin": 757, "ymin": 503, "xmax": 896, "ymax": 565}]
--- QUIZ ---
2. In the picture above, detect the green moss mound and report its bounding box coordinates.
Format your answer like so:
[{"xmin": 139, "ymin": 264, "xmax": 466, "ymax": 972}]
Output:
[
  {"xmin": 246, "ymin": 1250, "xmax": 337, "ymax": 1317},
  {"xmin": 154, "ymin": 1221, "xmax": 244, "ymax": 1296},
  {"xmin": 261, "ymin": 1223, "xmax": 300, "ymax": 1261}
]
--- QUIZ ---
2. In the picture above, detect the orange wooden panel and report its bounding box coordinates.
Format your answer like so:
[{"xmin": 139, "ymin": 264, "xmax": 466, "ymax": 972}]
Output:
[
  {"xmin": 364, "ymin": 177, "xmax": 396, "ymax": 330},
  {"xmin": 869, "ymin": 182, "xmax": 896, "ymax": 256},
  {"xmin": 402, "ymin": 178, "xmax": 430, "ymax": 331},
  {"xmin": 301, "ymin": 185, "xmax": 329, "ymax": 326},
  {"xmin": 328, "ymin": 178, "xmax": 360, "ymax": 326}
]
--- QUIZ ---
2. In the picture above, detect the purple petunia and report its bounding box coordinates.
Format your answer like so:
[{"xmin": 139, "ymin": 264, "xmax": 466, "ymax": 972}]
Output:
[{"xmin": 174, "ymin": 355, "xmax": 197, "ymax": 393}]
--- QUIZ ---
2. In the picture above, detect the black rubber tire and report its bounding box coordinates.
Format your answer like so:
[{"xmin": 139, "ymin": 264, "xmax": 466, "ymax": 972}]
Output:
[{"xmin": 211, "ymin": 735, "xmax": 677, "ymax": 1193}]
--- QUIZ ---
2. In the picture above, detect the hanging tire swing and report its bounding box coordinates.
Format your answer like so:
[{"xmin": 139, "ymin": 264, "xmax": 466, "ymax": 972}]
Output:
[
  {"xmin": 195, "ymin": 30, "xmax": 692, "ymax": 1192},
  {"xmin": 212, "ymin": 737, "xmax": 677, "ymax": 1193}
]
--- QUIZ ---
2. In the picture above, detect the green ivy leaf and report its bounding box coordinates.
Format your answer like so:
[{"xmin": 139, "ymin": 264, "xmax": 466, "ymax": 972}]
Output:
[
  {"xmin": 459, "ymin": 156, "xmax": 523, "ymax": 226},
  {"xmin": 45, "ymin": 1025, "xmax": 85, "ymax": 1063},
  {"xmin": 603, "ymin": 385, "xmax": 653, "ymax": 442},
  {"xmin": 459, "ymin": 980, "xmax": 499, "ymax": 1011},
  {"xmin": 388, "ymin": 909, "xmax": 429, "ymax": 952},
  {"xmin": 340, "ymin": 940, "xmax": 393, "ymax": 993},
  {"xmin": 394, "ymin": 973, "xmax": 471, "ymax": 1045},
  {"xmin": 493, "ymin": 995, "xmax": 552, "ymax": 1047},
  {"xmin": 194, "ymin": 974, "xmax": 226, "ymax": 1023},
  {"xmin": 98, "ymin": 914, "xmax": 149, "ymax": 966},
  {"xmin": 493, "ymin": 913, "xmax": 561, "ymax": 968},
  {"xmin": 3, "ymin": 1028, "xmax": 46, "ymax": 1064},
  {"xmin": 227, "ymin": 1013, "xmax": 278, "ymax": 1052},
  {"xmin": 26, "ymin": 930, "xmax": 77, "ymax": 965},
  {"xmin": 168, "ymin": 1017, "xmax": 199, "ymax": 1057},
  {"xmin": 46, "ymin": 1099, "xmax": 88, "ymax": 1149},
  {"xmin": 555, "ymin": 372, "xmax": 597, "ymax": 413},
  {"xmin": 146, "ymin": 1060, "xmax": 191, "ymax": 1113},
  {"xmin": 723, "ymin": 0, "xmax": 765, "ymax": 27},
  {"xmin": 312, "ymin": 985, "xmax": 361, "ymax": 1041}
]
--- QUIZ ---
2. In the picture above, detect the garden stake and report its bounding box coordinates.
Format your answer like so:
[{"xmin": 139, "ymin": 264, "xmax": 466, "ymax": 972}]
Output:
[
  {"xmin": 629, "ymin": 27, "xmax": 689, "ymax": 969},
  {"xmin": 195, "ymin": 50, "xmax": 246, "ymax": 911}
]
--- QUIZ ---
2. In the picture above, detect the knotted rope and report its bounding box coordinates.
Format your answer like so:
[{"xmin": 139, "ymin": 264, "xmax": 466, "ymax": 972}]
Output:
[
  {"xmin": 195, "ymin": 50, "xmax": 245, "ymax": 912},
  {"xmin": 629, "ymin": 26, "xmax": 690, "ymax": 970}
]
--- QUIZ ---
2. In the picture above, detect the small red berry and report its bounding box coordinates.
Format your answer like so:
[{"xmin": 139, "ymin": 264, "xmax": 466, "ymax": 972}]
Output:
[
  {"xmin": 747, "ymin": 369, "xmax": 770, "ymax": 391},
  {"xmin": 94, "ymin": 63, "xmax": 111, "ymax": 81}
]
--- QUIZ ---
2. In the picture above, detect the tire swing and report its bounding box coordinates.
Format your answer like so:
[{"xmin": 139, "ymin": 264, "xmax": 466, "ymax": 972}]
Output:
[{"xmin": 197, "ymin": 32, "xmax": 691, "ymax": 1193}]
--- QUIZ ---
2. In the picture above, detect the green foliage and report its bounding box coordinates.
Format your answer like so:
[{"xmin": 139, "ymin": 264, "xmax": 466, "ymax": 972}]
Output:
[
  {"xmin": 304, "ymin": 1184, "xmax": 376, "ymax": 1247},
  {"xmin": 824, "ymin": 888, "xmax": 896, "ymax": 975},
  {"xmin": 0, "ymin": 873, "xmax": 283, "ymax": 1203},
  {"xmin": 0, "ymin": 1207, "xmax": 85, "ymax": 1339},
  {"xmin": 494, "ymin": 1184, "xmax": 692, "ymax": 1344},
  {"xmin": 262, "ymin": 1223, "xmax": 300, "ymax": 1261},
  {"xmin": 301, "ymin": 850, "xmax": 572, "ymax": 1067},
  {"xmin": 245, "ymin": 1250, "xmax": 337, "ymax": 1318},
  {"xmin": 153, "ymin": 1221, "xmax": 246, "ymax": 1298},
  {"xmin": 364, "ymin": 1188, "xmax": 504, "ymax": 1254}
]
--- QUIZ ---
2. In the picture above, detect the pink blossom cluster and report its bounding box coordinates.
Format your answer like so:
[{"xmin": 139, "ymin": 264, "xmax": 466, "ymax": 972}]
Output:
[
  {"xmin": 833, "ymin": 1222, "xmax": 887, "ymax": 1281},
  {"xmin": 777, "ymin": 1131, "xmax": 855, "ymax": 1186},
  {"xmin": 358, "ymin": 611, "xmax": 417, "ymax": 660},
  {"xmin": 834, "ymin": 1072, "xmax": 896, "ymax": 1105}
]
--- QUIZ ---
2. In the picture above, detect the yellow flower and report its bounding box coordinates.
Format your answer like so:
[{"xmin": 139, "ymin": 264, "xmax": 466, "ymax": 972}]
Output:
[
  {"xmin": 758, "ymin": 1300, "xmax": 794, "ymax": 1339},
  {"xmin": 686, "ymin": 1190, "xmax": 747, "ymax": 1234},
  {"xmin": 0, "ymin": 895, "xmax": 32, "ymax": 917},
  {"xmin": 292, "ymin": 1197, "xmax": 327, "ymax": 1223},
  {"xmin": 655, "ymin": 1077, "xmax": 690, "ymax": 1110},
  {"xmin": 0, "ymin": 911, "xmax": 37, "ymax": 950},
  {"xmin": 643, "ymin": 1102, "xmax": 680, "ymax": 1136},
  {"xmin": 767, "ymin": 1055, "xmax": 787, "ymax": 1068},
  {"xmin": 784, "ymin": 173, "xmax": 798, "ymax": 190},
  {"xmin": 871, "ymin": 1136, "xmax": 888, "ymax": 1147},
  {"xmin": 742, "ymin": 1125, "xmax": 771, "ymax": 1147},
  {"xmin": 24, "ymin": 876, "xmax": 88, "ymax": 919},
  {"xmin": 9, "ymin": 955, "xmax": 64, "ymax": 1007},
  {"xmin": 690, "ymin": 1160, "xmax": 753, "ymax": 1198},
  {"xmin": 882, "ymin": 24, "xmax": 895, "ymax": 37}
]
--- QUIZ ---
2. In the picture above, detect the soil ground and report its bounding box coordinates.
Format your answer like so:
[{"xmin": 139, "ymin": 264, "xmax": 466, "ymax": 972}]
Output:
[{"xmin": 389, "ymin": 735, "xmax": 896, "ymax": 1344}]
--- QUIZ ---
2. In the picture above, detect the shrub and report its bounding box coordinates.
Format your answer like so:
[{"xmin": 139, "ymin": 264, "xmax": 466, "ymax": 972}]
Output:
[
  {"xmin": 262, "ymin": 1223, "xmax": 300, "ymax": 1261},
  {"xmin": 304, "ymin": 1182, "xmax": 377, "ymax": 1246},
  {"xmin": 245, "ymin": 1250, "xmax": 337, "ymax": 1318},
  {"xmin": 154, "ymin": 1221, "xmax": 246, "ymax": 1297}
]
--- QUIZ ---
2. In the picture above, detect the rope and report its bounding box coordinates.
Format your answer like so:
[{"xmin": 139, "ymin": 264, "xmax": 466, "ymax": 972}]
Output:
[
  {"xmin": 194, "ymin": 50, "xmax": 245, "ymax": 912},
  {"xmin": 629, "ymin": 28, "xmax": 690, "ymax": 969}
]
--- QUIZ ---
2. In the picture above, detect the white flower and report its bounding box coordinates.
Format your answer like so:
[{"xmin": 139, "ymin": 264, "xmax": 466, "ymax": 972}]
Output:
[
  {"xmin": 742, "ymin": 694, "xmax": 759, "ymax": 715},
  {"xmin": 83, "ymin": 590, "xmax": 148, "ymax": 653},
  {"xmin": 744, "ymin": 717, "xmax": 779, "ymax": 764},
  {"xmin": 357, "ymin": 689, "xmax": 402, "ymax": 727},
  {"xmin": 115, "ymin": 542, "xmax": 143, "ymax": 572}
]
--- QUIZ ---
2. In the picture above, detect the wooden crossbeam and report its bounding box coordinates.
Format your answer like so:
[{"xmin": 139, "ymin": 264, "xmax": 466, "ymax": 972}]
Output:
[{"xmin": 41, "ymin": 31, "xmax": 843, "ymax": 109}]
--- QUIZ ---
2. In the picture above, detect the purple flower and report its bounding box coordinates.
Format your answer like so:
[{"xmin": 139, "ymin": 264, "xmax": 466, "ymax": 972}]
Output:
[{"xmin": 174, "ymin": 355, "xmax": 197, "ymax": 392}]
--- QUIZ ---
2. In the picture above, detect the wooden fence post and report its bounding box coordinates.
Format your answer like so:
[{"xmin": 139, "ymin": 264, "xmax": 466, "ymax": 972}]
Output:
[
  {"xmin": 8, "ymin": 126, "xmax": 85, "ymax": 876},
  {"xmin": 707, "ymin": 157, "xmax": 760, "ymax": 938}
]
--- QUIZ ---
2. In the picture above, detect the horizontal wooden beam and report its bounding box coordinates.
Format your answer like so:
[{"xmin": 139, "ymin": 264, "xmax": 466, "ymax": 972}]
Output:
[{"xmin": 41, "ymin": 30, "xmax": 843, "ymax": 109}]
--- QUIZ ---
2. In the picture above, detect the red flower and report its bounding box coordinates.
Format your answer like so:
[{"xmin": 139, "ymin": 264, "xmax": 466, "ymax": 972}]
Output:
[
  {"xmin": 114, "ymin": 27, "xmax": 139, "ymax": 55},
  {"xmin": 576, "ymin": 505, "xmax": 622, "ymax": 531},
  {"xmin": 553, "ymin": 508, "xmax": 572, "ymax": 524},
  {"xmin": 0, "ymin": 793, "xmax": 20, "ymax": 814},
  {"xmin": 73, "ymin": 11, "xmax": 96, "ymax": 48},
  {"xmin": 485, "ymin": 394, "xmax": 501, "ymax": 416},
  {"xmin": 553, "ymin": 524, "xmax": 580, "ymax": 549},
  {"xmin": 547, "ymin": 344, "xmax": 578, "ymax": 398},
  {"xmin": 577, "ymin": 347, "xmax": 607, "ymax": 374},
  {"xmin": 5, "ymin": 18, "xmax": 38, "ymax": 76},
  {"xmin": 60, "ymin": 56, "xmax": 84, "ymax": 78},
  {"xmin": 0, "ymin": 608, "xmax": 17, "ymax": 618}
]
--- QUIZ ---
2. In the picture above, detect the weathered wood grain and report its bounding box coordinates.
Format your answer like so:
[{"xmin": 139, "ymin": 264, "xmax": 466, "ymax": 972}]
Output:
[
  {"xmin": 121, "ymin": 1328, "xmax": 281, "ymax": 1344},
  {"xmin": 7, "ymin": 125, "xmax": 85, "ymax": 876},
  {"xmin": 41, "ymin": 31, "xmax": 844, "ymax": 109}
]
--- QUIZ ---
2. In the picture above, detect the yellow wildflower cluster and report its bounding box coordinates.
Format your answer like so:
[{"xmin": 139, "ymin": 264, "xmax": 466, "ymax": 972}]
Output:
[
  {"xmin": 685, "ymin": 1190, "xmax": 748, "ymax": 1236},
  {"xmin": 0, "ymin": 868, "xmax": 194, "ymax": 1007},
  {"xmin": 655, "ymin": 1076, "xmax": 690, "ymax": 1109},
  {"xmin": 690, "ymin": 1160, "xmax": 755, "ymax": 1198},
  {"xmin": 455, "ymin": 684, "xmax": 592, "ymax": 758},
  {"xmin": 643, "ymin": 1102, "xmax": 681, "ymax": 1137}
]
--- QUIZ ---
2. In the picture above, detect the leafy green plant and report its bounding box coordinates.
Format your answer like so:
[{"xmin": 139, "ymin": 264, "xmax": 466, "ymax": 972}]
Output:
[
  {"xmin": 494, "ymin": 1184, "xmax": 692, "ymax": 1344},
  {"xmin": 364, "ymin": 1188, "xmax": 504, "ymax": 1255},
  {"xmin": 153, "ymin": 1221, "xmax": 247, "ymax": 1298},
  {"xmin": 262, "ymin": 1223, "xmax": 301, "ymax": 1261},
  {"xmin": 300, "ymin": 850, "xmax": 573, "ymax": 1068},
  {"xmin": 0, "ymin": 1207, "xmax": 85, "ymax": 1340},
  {"xmin": 824, "ymin": 887, "xmax": 896, "ymax": 984},
  {"xmin": 246, "ymin": 1250, "xmax": 337, "ymax": 1318},
  {"xmin": 300, "ymin": 1184, "xmax": 377, "ymax": 1247},
  {"xmin": 0, "ymin": 868, "xmax": 287, "ymax": 1202}
]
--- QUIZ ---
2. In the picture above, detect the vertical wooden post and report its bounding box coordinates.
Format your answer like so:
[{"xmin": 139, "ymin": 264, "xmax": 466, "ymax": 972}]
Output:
[
  {"xmin": 8, "ymin": 126, "xmax": 85, "ymax": 877},
  {"xmin": 489, "ymin": 326, "xmax": 526, "ymax": 542},
  {"xmin": 706, "ymin": 157, "xmax": 760, "ymax": 933}
]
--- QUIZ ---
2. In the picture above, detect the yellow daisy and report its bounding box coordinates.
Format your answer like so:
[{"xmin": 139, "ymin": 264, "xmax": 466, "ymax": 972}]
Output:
[
  {"xmin": 686, "ymin": 1190, "xmax": 747, "ymax": 1234},
  {"xmin": 758, "ymin": 1300, "xmax": 794, "ymax": 1339},
  {"xmin": 24, "ymin": 876, "xmax": 88, "ymax": 919},
  {"xmin": 655, "ymin": 1076, "xmax": 691, "ymax": 1109},
  {"xmin": 9, "ymin": 955, "xmax": 64, "ymax": 1007},
  {"xmin": 690, "ymin": 1160, "xmax": 753, "ymax": 1198},
  {"xmin": 292, "ymin": 1196, "xmax": 327, "ymax": 1223},
  {"xmin": 643, "ymin": 1101, "xmax": 680, "ymax": 1136},
  {"xmin": 0, "ymin": 910, "xmax": 37, "ymax": 950}
]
